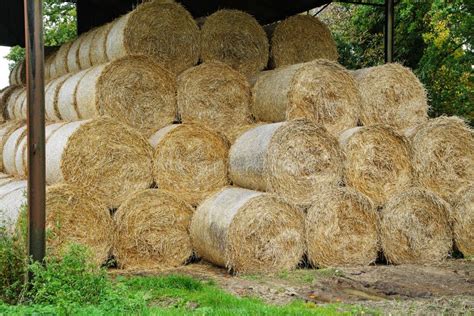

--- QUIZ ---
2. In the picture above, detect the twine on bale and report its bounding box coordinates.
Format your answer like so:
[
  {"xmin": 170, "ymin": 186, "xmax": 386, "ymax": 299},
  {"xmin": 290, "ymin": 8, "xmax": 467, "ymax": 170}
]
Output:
[
  {"xmin": 354, "ymin": 63, "xmax": 428, "ymax": 130},
  {"xmin": 270, "ymin": 15, "xmax": 338, "ymax": 68},
  {"xmin": 149, "ymin": 123, "xmax": 229, "ymax": 206},
  {"xmin": 410, "ymin": 116, "xmax": 474, "ymax": 201},
  {"xmin": 452, "ymin": 184, "xmax": 474, "ymax": 257},
  {"xmin": 190, "ymin": 187, "xmax": 305, "ymax": 274},
  {"xmin": 306, "ymin": 186, "xmax": 379, "ymax": 267},
  {"xmin": 339, "ymin": 125, "xmax": 413, "ymax": 206},
  {"xmin": 252, "ymin": 59, "xmax": 361, "ymax": 136},
  {"xmin": 177, "ymin": 61, "xmax": 253, "ymax": 141},
  {"xmin": 114, "ymin": 189, "xmax": 194, "ymax": 270},
  {"xmin": 230, "ymin": 120, "xmax": 343, "ymax": 208},
  {"xmin": 46, "ymin": 183, "xmax": 114, "ymax": 266},
  {"xmin": 379, "ymin": 188, "xmax": 452, "ymax": 264},
  {"xmin": 201, "ymin": 9, "xmax": 269, "ymax": 78}
]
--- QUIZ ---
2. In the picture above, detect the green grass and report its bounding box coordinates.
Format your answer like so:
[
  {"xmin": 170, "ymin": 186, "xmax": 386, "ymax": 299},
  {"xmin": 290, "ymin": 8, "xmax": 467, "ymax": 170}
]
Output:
[{"xmin": 243, "ymin": 268, "xmax": 345, "ymax": 285}]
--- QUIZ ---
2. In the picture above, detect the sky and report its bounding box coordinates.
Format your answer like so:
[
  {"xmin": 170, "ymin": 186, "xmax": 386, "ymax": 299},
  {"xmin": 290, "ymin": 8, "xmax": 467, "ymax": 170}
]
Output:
[{"xmin": 0, "ymin": 46, "xmax": 10, "ymax": 89}]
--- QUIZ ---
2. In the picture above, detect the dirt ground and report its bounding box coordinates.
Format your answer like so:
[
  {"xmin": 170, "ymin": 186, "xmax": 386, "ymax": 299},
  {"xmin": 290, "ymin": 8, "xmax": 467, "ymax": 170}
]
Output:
[{"xmin": 112, "ymin": 259, "xmax": 474, "ymax": 315}]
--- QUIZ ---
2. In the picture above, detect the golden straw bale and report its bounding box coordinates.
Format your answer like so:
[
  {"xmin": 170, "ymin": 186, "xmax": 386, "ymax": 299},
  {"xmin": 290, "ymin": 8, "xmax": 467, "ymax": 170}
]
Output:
[
  {"xmin": 8, "ymin": 61, "xmax": 26, "ymax": 86},
  {"xmin": 149, "ymin": 123, "xmax": 229, "ymax": 206},
  {"xmin": 90, "ymin": 23, "xmax": 113, "ymax": 65},
  {"xmin": 2, "ymin": 125, "xmax": 26, "ymax": 176},
  {"xmin": 410, "ymin": 116, "xmax": 474, "ymax": 201},
  {"xmin": 0, "ymin": 86, "xmax": 21, "ymax": 121},
  {"xmin": 452, "ymin": 184, "xmax": 474, "ymax": 257},
  {"xmin": 379, "ymin": 188, "xmax": 452, "ymax": 264},
  {"xmin": 252, "ymin": 59, "xmax": 360, "ymax": 136},
  {"xmin": 306, "ymin": 186, "xmax": 379, "ymax": 267},
  {"xmin": 190, "ymin": 187, "xmax": 305, "ymax": 274},
  {"xmin": 0, "ymin": 121, "xmax": 24, "ymax": 171},
  {"xmin": 66, "ymin": 35, "xmax": 84, "ymax": 73},
  {"xmin": 230, "ymin": 120, "xmax": 343, "ymax": 208},
  {"xmin": 201, "ymin": 9, "xmax": 269, "ymax": 78},
  {"xmin": 46, "ymin": 183, "xmax": 114, "ymax": 266},
  {"xmin": 354, "ymin": 63, "xmax": 428, "ymax": 130},
  {"xmin": 270, "ymin": 15, "xmax": 338, "ymax": 68},
  {"xmin": 45, "ymin": 75, "xmax": 72, "ymax": 121},
  {"xmin": 78, "ymin": 29, "xmax": 97, "ymax": 69},
  {"xmin": 52, "ymin": 41, "xmax": 73, "ymax": 79},
  {"xmin": 177, "ymin": 61, "xmax": 253, "ymax": 141},
  {"xmin": 339, "ymin": 125, "xmax": 413, "ymax": 206},
  {"xmin": 114, "ymin": 189, "xmax": 193, "ymax": 270}
]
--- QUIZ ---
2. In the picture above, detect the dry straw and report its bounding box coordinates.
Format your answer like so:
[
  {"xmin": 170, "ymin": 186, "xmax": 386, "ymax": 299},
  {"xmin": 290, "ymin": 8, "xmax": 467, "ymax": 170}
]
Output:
[
  {"xmin": 106, "ymin": 0, "xmax": 200, "ymax": 74},
  {"xmin": 306, "ymin": 186, "xmax": 379, "ymax": 267},
  {"xmin": 66, "ymin": 35, "xmax": 84, "ymax": 73},
  {"xmin": 2, "ymin": 125, "xmax": 27, "ymax": 176},
  {"xmin": 8, "ymin": 61, "xmax": 26, "ymax": 86},
  {"xmin": 177, "ymin": 61, "xmax": 253, "ymax": 141},
  {"xmin": 354, "ymin": 63, "xmax": 428, "ymax": 130},
  {"xmin": 90, "ymin": 23, "xmax": 112, "ymax": 66},
  {"xmin": 379, "ymin": 188, "xmax": 452, "ymax": 264},
  {"xmin": 201, "ymin": 9, "xmax": 269, "ymax": 78},
  {"xmin": 52, "ymin": 41, "xmax": 73, "ymax": 79},
  {"xmin": 0, "ymin": 174, "xmax": 27, "ymax": 232},
  {"xmin": 270, "ymin": 15, "xmax": 338, "ymax": 68},
  {"xmin": 410, "ymin": 116, "xmax": 474, "ymax": 201},
  {"xmin": 149, "ymin": 123, "xmax": 229, "ymax": 206},
  {"xmin": 190, "ymin": 187, "xmax": 305, "ymax": 274},
  {"xmin": 452, "ymin": 184, "xmax": 474, "ymax": 257},
  {"xmin": 0, "ymin": 86, "xmax": 21, "ymax": 121},
  {"xmin": 0, "ymin": 120, "xmax": 24, "ymax": 171},
  {"xmin": 339, "ymin": 125, "xmax": 413, "ymax": 206},
  {"xmin": 252, "ymin": 59, "xmax": 361, "ymax": 136},
  {"xmin": 230, "ymin": 120, "xmax": 343, "ymax": 208},
  {"xmin": 46, "ymin": 183, "xmax": 114, "ymax": 266},
  {"xmin": 114, "ymin": 189, "xmax": 194, "ymax": 270}
]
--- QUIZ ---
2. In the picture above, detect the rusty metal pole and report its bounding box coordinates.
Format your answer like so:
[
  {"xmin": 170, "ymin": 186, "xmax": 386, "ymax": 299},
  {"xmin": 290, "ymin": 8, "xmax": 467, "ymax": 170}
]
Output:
[
  {"xmin": 24, "ymin": 0, "xmax": 46, "ymax": 265},
  {"xmin": 384, "ymin": 0, "xmax": 394, "ymax": 63}
]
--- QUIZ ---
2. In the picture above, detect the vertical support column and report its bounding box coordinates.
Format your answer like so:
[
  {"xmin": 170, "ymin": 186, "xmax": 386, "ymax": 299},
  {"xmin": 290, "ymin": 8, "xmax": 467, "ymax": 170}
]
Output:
[
  {"xmin": 384, "ymin": 0, "xmax": 394, "ymax": 63},
  {"xmin": 24, "ymin": 0, "xmax": 46, "ymax": 266}
]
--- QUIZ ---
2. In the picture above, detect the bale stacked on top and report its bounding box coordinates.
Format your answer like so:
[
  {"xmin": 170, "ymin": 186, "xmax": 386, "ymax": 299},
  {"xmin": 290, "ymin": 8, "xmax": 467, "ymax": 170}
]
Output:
[
  {"xmin": 230, "ymin": 120, "xmax": 343, "ymax": 208},
  {"xmin": 2, "ymin": 125, "xmax": 26, "ymax": 176},
  {"xmin": 452, "ymin": 184, "xmax": 474, "ymax": 257},
  {"xmin": 201, "ymin": 10, "xmax": 269, "ymax": 78},
  {"xmin": 252, "ymin": 59, "xmax": 361, "ymax": 136},
  {"xmin": 114, "ymin": 189, "xmax": 194, "ymax": 270},
  {"xmin": 379, "ymin": 188, "xmax": 452, "ymax": 264},
  {"xmin": 7, "ymin": 56, "xmax": 177, "ymax": 136},
  {"xmin": 149, "ymin": 123, "xmax": 229, "ymax": 206},
  {"xmin": 354, "ymin": 63, "xmax": 428, "ymax": 130},
  {"xmin": 0, "ymin": 86, "xmax": 21, "ymax": 120},
  {"xmin": 306, "ymin": 187, "xmax": 379, "ymax": 267},
  {"xmin": 190, "ymin": 187, "xmax": 305, "ymax": 274},
  {"xmin": 339, "ymin": 125, "xmax": 413, "ymax": 206},
  {"xmin": 410, "ymin": 116, "xmax": 474, "ymax": 201},
  {"xmin": 270, "ymin": 15, "xmax": 338, "ymax": 68},
  {"xmin": 177, "ymin": 61, "xmax": 253, "ymax": 142},
  {"xmin": 0, "ymin": 174, "xmax": 26, "ymax": 231},
  {"xmin": 46, "ymin": 183, "xmax": 114, "ymax": 266},
  {"xmin": 8, "ymin": 61, "xmax": 26, "ymax": 86},
  {"xmin": 0, "ymin": 120, "xmax": 24, "ymax": 171}
]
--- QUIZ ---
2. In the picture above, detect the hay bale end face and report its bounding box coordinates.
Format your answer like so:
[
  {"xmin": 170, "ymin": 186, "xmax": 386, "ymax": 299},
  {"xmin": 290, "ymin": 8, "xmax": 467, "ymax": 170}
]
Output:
[
  {"xmin": 230, "ymin": 120, "xmax": 343, "ymax": 208},
  {"xmin": 270, "ymin": 15, "xmax": 338, "ymax": 68},
  {"xmin": 252, "ymin": 59, "xmax": 361, "ymax": 136},
  {"xmin": 190, "ymin": 187, "xmax": 305, "ymax": 274},
  {"xmin": 0, "ymin": 174, "xmax": 27, "ymax": 231},
  {"xmin": 410, "ymin": 116, "xmax": 474, "ymax": 201},
  {"xmin": 379, "ymin": 188, "xmax": 452, "ymax": 264},
  {"xmin": 339, "ymin": 125, "xmax": 413, "ymax": 206},
  {"xmin": 354, "ymin": 63, "xmax": 428, "ymax": 131},
  {"xmin": 452, "ymin": 184, "xmax": 474, "ymax": 257},
  {"xmin": 114, "ymin": 189, "xmax": 194, "ymax": 270},
  {"xmin": 201, "ymin": 9, "xmax": 269, "ymax": 78},
  {"xmin": 0, "ymin": 120, "xmax": 24, "ymax": 171},
  {"xmin": 46, "ymin": 183, "xmax": 114, "ymax": 266},
  {"xmin": 177, "ymin": 61, "xmax": 253, "ymax": 141},
  {"xmin": 306, "ymin": 186, "xmax": 379, "ymax": 267},
  {"xmin": 150, "ymin": 123, "xmax": 229, "ymax": 206}
]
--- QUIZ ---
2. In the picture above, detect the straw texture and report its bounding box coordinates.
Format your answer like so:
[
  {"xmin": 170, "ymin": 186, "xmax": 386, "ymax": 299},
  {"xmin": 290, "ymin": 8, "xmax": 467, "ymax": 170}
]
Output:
[{"xmin": 452, "ymin": 184, "xmax": 474, "ymax": 257}]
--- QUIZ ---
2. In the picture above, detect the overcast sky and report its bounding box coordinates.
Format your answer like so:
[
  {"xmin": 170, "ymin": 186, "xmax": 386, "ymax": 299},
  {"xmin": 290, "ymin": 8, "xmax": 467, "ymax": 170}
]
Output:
[{"xmin": 0, "ymin": 46, "xmax": 10, "ymax": 89}]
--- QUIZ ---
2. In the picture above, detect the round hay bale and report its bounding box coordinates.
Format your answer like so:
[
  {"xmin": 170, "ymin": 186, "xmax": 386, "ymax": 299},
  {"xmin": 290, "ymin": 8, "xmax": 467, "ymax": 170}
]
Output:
[
  {"xmin": 46, "ymin": 117, "xmax": 154, "ymax": 208},
  {"xmin": 379, "ymin": 188, "xmax": 452, "ymax": 264},
  {"xmin": 339, "ymin": 125, "xmax": 413, "ymax": 206},
  {"xmin": 44, "ymin": 49, "xmax": 58, "ymax": 81},
  {"xmin": 53, "ymin": 41, "xmax": 73, "ymax": 79},
  {"xmin": 306, "ymin": 186, "xmax": 379, "ymax": 267},
  {"xmin": 354, "ymin": 63, "xmax": 428, "ymax": 130},
  {"xmin": 0, "ymin": 86, "xmax": 21, "ymax": 121},
  {"xmin": 9, "ymin": 61, "xmax": 26, "ymax": 86},
  {"xmin": 0, "ymin": 120, "xmax": 24, "ymax": 171},
  {"xmin": 252, "ymin": 59, "xmax": 361, "ymax": 136},
  {"xmin": 270, "ymin": 15, "xmax": 338, "ymax": 68},
  {"xmin": 230, "ymin": 120, "xmax": 343, "ymax": 208},
  {"xmin": 46, "ymin": 183, "xmax": 113, "ymax": 266},
  {"xmin": 3, "ymin": 87, "xmax": 23, "ymax": 120},
  {"xmin": 2, "ymin": 125, "xmax": 26, "ymax": 176},
  {"xmin": 177, "ymin": 61, "xmax": 252, "ymax": 141},
  {"xmin": 149, "ymin": 123, "xmax": 229, "ymax": 206},
  {"xmin": 106, "ymin": 0, "xmax": 200, "ymax": 74},
  {"xmin": 90, "ymin": 22, "xmax": 113, "ymax": 65},
  {"xmin": 190, "ymin": 187, "xmax": 305, "ymax": 274},
  {"xmin": 45, "ymin": 75, "xmax": 72, "ymax": 121},
  {"xmin": 411, "ymin": 116, "xmax": 474, "ymax": 201},
  {"xmin": 0, "ymin": 176, "xmax": 27, "ymax": 232},
  {"xmin": 66, "ymin": 35, "xmax": 83, "ymax": 73},
  {"xmin": 452, "ymin": 184, "xmax": 474, "ymax": 257},
  {"xmin": 201, "ymin": 9, "xmax": 269, "ymax": 78},
  {"xmin": 57, "ymin": 69, "xmax": 86, "ymax": 121},
  {"xmin": 78, "ymin": 29, "xmax": 97, "ymax": 69},
  {"xmin": 114, "ymin": 189, "xmax": 193, "ymax": 270}
]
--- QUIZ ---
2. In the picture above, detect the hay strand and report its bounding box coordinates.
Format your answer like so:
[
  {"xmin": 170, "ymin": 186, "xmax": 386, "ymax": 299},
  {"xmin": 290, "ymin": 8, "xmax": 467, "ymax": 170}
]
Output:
[{"xmin": 452, "ymin": 184, "xmax": 474, "ymax": 257}]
